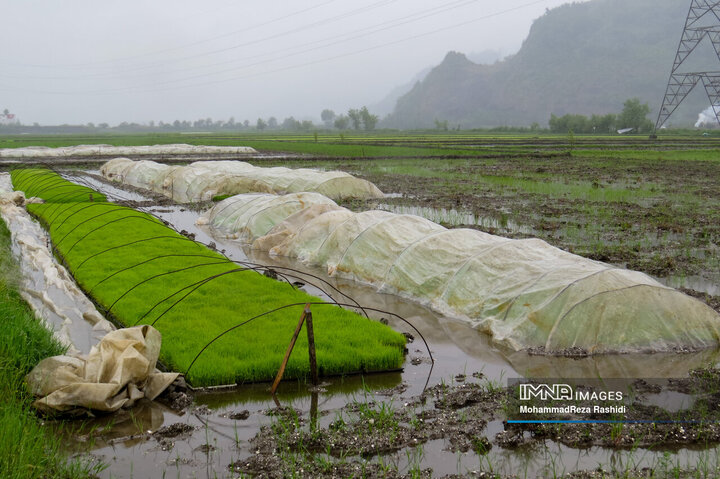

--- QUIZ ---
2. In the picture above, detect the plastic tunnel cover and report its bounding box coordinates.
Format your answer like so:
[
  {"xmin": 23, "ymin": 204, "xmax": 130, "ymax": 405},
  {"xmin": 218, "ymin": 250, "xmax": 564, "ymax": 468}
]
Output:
[
  {"xmin": 335, "ymin": 214, "xmax": 445, "ymax": 285},
  {"xmin": 252, "ymin": 203, "xmax": 344, "ymax": 253},
  {"xmin": 314, "ymin": 210, "xmax": 396, "ymax": 276},
  {"xmin": 102, "ymin": 159, "xmax": 384, "ymax": 201},
  {"xmin": 203, "ymin": 194, "xmax": 276, "ymax": 237},
  {"xmin": 268, "ymin": 208, "xmax": 355, "ymax": 260},
  {"xmin": 227, "ymin": 193, "xmax": 336, "ymax": 242},
  {"xmin": 199, "ymin": 191, "xmax": 720, "ymax": 354},
  {"xmin": 382, "ymin": 228, "xmax": 508, "ymax": 302},
  {"xmin": 440, "ymin": 239, "xmax": 601, "ymax": 323},
  {"xmin": 201, "ymin": 193, "xmax": 270, "ymax": 230},
  {"xmin": 241, "ymin": 193, "xmax": 338, "ymax": 242},
  {"xmin": 1, "ymin": 144, "xmax": 257, "ymax": 158}
]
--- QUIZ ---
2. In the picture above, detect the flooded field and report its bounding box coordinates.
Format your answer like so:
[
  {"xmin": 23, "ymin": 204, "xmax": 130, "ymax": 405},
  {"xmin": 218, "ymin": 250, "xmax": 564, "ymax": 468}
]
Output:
[
  {"xmin": 28, "ymin": 166, "xmax": 716, "ymax": 479},
  {"xmin": 2, "ymin": 133, "xmax": 720, "ymax": 478}
]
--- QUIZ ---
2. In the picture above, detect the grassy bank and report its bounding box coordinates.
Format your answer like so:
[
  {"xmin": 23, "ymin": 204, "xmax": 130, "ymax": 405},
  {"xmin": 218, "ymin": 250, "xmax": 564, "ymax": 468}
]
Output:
[
  {"xmin": 12, "ymin": 169, "xmax": 406, "ymax": 386},
  {"xmin": 0, "ymin": 216, "xmax": 97, "ymax": 478}
]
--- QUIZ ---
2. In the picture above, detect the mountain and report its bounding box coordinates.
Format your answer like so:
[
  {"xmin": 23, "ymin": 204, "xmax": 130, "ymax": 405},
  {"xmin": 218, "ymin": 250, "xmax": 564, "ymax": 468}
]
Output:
[
  {"xmin": 383, "ymin": 0, "xmax": 716, "ymax": 129},
  {"xmin": 370, "ymin": 67, "xmax": 433, "ymax": 117}
]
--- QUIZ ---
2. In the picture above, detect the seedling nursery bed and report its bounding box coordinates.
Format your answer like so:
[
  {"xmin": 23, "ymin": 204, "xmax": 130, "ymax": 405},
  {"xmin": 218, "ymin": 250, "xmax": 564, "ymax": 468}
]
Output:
[{"xmin": 10, "ymin": 168, "xmax": 406, "ymax": 387}]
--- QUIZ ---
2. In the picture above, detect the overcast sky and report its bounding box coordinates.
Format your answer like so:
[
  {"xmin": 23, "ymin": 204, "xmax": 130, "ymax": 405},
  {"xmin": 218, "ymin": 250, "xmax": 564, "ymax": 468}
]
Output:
[{"xmin": 1, "ymin": 0, "xmax": 585, "ymax": 125}]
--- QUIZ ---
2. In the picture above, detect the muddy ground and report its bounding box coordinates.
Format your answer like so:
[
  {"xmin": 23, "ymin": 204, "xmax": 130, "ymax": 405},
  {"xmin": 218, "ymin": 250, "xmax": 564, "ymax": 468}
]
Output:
[{"xmin": 188, "ymin": 367, "xmax": 720, "ymax": 478}]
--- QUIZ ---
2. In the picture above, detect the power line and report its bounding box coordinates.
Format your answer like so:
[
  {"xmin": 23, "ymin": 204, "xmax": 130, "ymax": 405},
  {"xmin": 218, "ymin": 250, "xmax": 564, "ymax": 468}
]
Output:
[
  {"xmin": 0, "ymin": 0, "xmax": 552, "ymax": 96},
  {"xmin": 0, "ymin": 0, "xmax": 476, "ymax": 83}
]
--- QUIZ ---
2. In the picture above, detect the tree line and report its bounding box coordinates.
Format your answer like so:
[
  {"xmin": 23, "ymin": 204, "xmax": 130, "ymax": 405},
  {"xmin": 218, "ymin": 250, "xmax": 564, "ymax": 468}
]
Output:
[
  {"xmin": 548, "ymin": 98, "xmax": 654, "ymax": 134},
  {"xmin": 0, "ymin": 106, "xmax": 380, "ymax": 134}
]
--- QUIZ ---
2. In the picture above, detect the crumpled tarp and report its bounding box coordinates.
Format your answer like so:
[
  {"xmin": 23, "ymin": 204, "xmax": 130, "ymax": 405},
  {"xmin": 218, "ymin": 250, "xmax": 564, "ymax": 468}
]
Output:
[
  {"xmin": 26, "ymin": 325, "xmax": 178, "ymax": 414},
  {"xmin": 101, "ymin": 158, "xmax": 384, "ymax": 202},
  {"xmin": 199, "ymin": 192, "xmax": 720, "ymax": 354}
]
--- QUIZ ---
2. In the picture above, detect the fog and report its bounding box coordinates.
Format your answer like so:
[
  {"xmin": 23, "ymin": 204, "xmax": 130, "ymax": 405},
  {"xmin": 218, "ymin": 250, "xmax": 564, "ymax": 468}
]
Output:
[{"xmin": 1, "ymin": 0, "xmax": 584, "ymax": 125}]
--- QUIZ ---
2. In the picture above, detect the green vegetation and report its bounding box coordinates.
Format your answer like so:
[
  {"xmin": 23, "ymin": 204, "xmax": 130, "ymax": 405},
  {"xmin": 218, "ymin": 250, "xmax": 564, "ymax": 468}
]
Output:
[
  {"xmin": 11, "ymin": 169, "xmax": 406, "ymax": 387},
  {"xmin": 10, "ymin": 168, "xmax": 106, "ymax": 202},
  {"xmin": 548, "ymin": 98, "xmax": 654, "ymax": 134},
  {"xmin": 0, "ymin": 218, "xmax": 99, "ymax": 478}
]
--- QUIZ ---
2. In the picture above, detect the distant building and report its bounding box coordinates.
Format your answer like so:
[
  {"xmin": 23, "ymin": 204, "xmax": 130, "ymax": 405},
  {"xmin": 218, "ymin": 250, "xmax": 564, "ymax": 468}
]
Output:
[{"xmin": 0, "ymin": 111, "xmax": 17, "ymax": 125}]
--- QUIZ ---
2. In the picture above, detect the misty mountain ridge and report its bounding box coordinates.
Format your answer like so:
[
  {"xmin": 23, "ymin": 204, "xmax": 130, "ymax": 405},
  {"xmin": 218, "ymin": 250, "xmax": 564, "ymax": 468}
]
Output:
[
  {"xmin": 383, "ymin": 0, "xmax": 717, "ymax": 129},
  {"xmin": 371, "ymin": 50, "xmax": 504, "ymax": 117}
]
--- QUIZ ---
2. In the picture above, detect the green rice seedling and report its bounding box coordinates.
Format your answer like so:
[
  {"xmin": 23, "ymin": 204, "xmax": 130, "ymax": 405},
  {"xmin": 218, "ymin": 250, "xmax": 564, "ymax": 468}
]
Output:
[
  {"xmin": 11, "ymin": 170, "xmax": 406, "ymax": 387},
  {"xmin": 11, "ymin": 168, "xmax": 107, "ymax": 203}
]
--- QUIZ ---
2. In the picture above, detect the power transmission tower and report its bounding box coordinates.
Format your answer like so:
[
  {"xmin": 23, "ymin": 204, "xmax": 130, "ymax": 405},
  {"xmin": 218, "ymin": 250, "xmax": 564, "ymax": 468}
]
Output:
[{"xmin": 655, "ymin": 0, "xmax": 720, "ymax": 130}]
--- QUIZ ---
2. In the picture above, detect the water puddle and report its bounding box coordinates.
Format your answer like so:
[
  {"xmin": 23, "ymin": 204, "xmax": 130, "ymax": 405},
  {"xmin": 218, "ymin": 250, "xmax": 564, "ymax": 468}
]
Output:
[
  {"xmin": 376, "ymin": 202, "xmax": 534, "ymax": 235},
  {"xmin": 659, "ymin": 274, "xmax": 720, "ymax": 297}
]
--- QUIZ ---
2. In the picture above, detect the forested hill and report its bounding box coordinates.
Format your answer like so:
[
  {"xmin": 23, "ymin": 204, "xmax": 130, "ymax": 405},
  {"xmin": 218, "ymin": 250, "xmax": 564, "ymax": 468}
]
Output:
[{"xmin": 383, "ymin": 0, "xmax": 714, "ymax": 129}]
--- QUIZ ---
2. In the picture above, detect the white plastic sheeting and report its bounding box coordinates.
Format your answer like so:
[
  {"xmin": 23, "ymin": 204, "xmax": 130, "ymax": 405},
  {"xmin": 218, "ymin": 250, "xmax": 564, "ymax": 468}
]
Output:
[
  {"xmin": 101, "ymin": 158, "xmax": 384, "ymax": 202},
  {"xmin": 0, "ymin": 174, "xmax": 114, "ymax": 355},
  {"xmin": 199, "ymin": 192, "xmax": 720, "ymax": 354},
  {"xmin": 0, "ymin": 143, "xmax": 256, "ymax": 158},
  {"xmin": 26, "ymin": 325, "xmax": 178, "ymax": 414}
]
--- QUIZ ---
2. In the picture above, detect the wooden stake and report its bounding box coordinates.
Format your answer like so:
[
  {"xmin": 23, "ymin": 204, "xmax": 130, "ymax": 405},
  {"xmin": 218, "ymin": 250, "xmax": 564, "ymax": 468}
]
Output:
[
  {"xmin": 305, "ymin": 306, "xmax": 318, "ymax": 387},
  {"xmin": 270, "ymin": 304, "xmax": 308, "ymax": 395}
]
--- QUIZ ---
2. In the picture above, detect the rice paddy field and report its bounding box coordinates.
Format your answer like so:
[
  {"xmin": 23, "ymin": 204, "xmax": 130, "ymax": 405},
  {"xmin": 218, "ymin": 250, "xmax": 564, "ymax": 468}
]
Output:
[{"xmin": 2, "ymin": 130, "xmax": 720, "ymax": 478}]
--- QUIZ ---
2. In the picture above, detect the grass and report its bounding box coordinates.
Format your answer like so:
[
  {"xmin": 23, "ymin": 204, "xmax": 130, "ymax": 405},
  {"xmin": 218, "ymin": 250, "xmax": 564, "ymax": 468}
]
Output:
[
  {"xmin": 0, "ymin": 216, "xmax": 100, "ymax": 478},
  {"xmin": 11, "ymin": 169, "xmax": 406, "ymax": 387}
]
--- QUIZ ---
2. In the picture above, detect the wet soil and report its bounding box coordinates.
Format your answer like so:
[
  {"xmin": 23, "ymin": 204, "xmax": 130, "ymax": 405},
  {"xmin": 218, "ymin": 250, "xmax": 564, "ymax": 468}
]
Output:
[{"xmin": 225, "ymin": 368, "xmax": 720, "ymax": 478}]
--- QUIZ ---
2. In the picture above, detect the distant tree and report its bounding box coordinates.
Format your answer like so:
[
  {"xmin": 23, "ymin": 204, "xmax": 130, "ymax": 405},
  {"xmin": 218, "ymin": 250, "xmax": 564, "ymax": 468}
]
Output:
[
  {"xmin": 267, "ymin": 116, "xmax": 278, "ymax": 129},
  {"xmin": 347, "ymin": 108, "xmax": 362, "ymax": 130},
  {"xmin": 590, "ymin": 113, "xmax": 616, "ymax": 134},
  {"xmin": 618, "ymin": 98, "xmax": 652, "ymax": 132},
  {"xmin": 256, "ymin": 118, "xmax": 267, "ymax": 131},
  {"xmin": 226, "ymin": 116, "xmax": 235, "ymax": 128},
  {"xmin": 243, "ymin": 120, "xmax": 250, "ymax": 128},
  {"xmin": 333, "ymin": 115, "xmax": 349, "ymax": 130},
  {"xmin": 300, "ymin": 120, "xmax": 314, "ymax": 131},
  {"xmin": 549, "ymin": 113, "xmax": 591, "ymax": 133},
  {"xmin": 282, "ymin": 116, "xmax": 300, "ymax": 130},
  {"xmin": 321, "ymin": 109, "xmax": 336, "ymax": 128},
  {"xmin": 359, "ymin": 106, "xmax": 378, "ymax": 131},
  {"xmin": 173, "ymin": 120, "xmax": 182, "ymax": 129},
  {"xmin": 434, "ymin": 119, "xmax": 448, "ymax": 131}
]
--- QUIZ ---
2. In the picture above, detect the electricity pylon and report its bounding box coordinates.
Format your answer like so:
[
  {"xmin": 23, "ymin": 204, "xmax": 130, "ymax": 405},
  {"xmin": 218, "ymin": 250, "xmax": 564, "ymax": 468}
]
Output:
[{"xmin": 656, "ymin": 0, "xmax": 720, "ymax": 130}]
